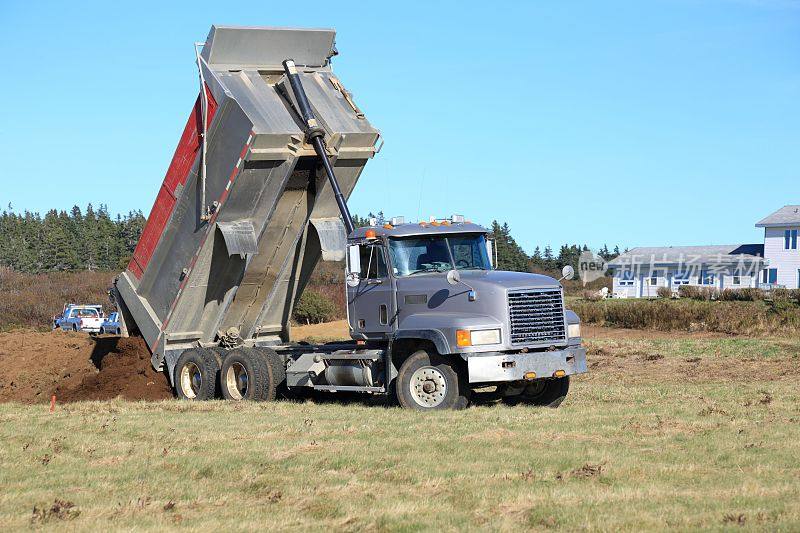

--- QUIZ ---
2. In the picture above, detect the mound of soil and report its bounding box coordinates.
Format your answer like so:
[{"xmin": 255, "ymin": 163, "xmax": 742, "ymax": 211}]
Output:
[{"xmin": 0, "ymin": 330, "xmax": 173, "ymax": 403}]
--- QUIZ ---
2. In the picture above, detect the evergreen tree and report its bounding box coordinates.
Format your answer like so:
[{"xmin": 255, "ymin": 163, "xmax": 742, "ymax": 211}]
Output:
[
  {"xmin": 488, "ymin": 221, "xmax": 529, "ymax": 272},
  {"xmin": 0, "ymin": 203, "xmax": 146, "ymax": 273}
]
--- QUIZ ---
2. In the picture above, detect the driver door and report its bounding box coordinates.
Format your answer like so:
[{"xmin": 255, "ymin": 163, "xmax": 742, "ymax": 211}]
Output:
[{"xmin": 347, "ymin": 242, "xmax": 396, "ymax": 338}]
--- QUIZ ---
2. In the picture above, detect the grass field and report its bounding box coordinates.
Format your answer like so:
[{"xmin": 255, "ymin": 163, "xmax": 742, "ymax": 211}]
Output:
[{"xmin": 2, "ymin": 327, "xmax": 800, "ymax": 531}]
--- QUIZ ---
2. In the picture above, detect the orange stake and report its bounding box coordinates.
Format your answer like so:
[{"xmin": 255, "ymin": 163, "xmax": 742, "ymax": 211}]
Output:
[{"xmin": 50, "ymin": 395, "xmax": 56, "ymax": 413}]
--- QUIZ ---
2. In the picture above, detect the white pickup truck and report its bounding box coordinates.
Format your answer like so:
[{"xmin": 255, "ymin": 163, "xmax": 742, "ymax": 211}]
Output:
[{"xmin": 53, "ymin": 304, "xmax": 105, "ymax": 333}]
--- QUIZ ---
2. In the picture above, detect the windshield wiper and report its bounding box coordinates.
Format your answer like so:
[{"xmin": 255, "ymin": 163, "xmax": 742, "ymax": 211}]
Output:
[{"xmin": 408, "ymin": 266, "xmax": 446, "ymax": 276}]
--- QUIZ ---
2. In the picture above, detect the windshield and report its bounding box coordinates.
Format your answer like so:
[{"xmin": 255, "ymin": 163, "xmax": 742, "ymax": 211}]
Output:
[{"xmin": 388, "ymin": 234, "xmax": 491, "ymax": 277}]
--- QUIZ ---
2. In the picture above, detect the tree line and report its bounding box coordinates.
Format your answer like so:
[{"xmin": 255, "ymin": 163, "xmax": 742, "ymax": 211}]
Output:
[
  {"xmin": 488, "ymin": 221, "xmax": 621, "ymax": 274},
  {"xmin": 0, "ymin": 204, "xmax": 145, "ymax": 273},
  {"xmin": 0, "ymin": 205, "xmax": 622, "ymax": 277}
]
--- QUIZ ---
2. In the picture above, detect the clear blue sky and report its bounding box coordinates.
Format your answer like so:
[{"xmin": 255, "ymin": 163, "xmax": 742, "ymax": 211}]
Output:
[{"xmin": 1, "ymin": 0, "xmax": 797, "ymax": 253}]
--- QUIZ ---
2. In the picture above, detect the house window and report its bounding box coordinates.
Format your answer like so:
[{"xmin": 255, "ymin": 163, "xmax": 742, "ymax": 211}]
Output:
[
  {"xmin": 786, "ymin": 230, "xmax": 798, "ymax": 250},
  {"xmin": 649, "ymin": 270, "xmax": 662, "ymax": 286},
  {"xmin": 619, "ymin": 270, "xmax": 634, "ymax": 286},
  {"xmin": 762, "ymin": 268, "xmax": 777, "ymax": 285},
  {"xmin": 699, "ymin": 269, "xmax": 716, "ymax": 286},
  {"xmin": 732, "ymin": 270, "xmax": 741, "ymax": 285},
  {"xmin": 672, "ymin": 271, "xmax": 690, "ymax": 286}
]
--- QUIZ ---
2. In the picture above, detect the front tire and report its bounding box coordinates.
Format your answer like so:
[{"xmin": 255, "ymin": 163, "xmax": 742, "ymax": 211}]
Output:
[
  {"xmin": 396, "ymin": 350, "xmax": 469, "ymax": 410},
  {"xmin": 503, "ymin": 377, "xmax": 570, "ymax": 408},
  {"xmin": 174, "ymin": 348, "xmax": 219, "ymax": 400}
]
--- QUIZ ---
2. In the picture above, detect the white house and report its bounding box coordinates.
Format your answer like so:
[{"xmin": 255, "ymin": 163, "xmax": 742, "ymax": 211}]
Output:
[
  {"xmin": 608, "ymin": 205, "xmax": 800, "ymax": 297},
  {"xmin": 755, "ymin": 205, "xmax": 800, "ymax": 290},
  {"xmin": 608, "ymin": 244, "xmax": 765, "ymax": 298}
]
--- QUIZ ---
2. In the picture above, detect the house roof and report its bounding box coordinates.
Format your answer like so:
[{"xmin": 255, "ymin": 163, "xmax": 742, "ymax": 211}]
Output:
[
  {"xmin": 755, "ymin": 205, "xmax": 800, "ymax": 227},
  {"xmin": 607, "ymin": 244, "xmax": 764, "ymax": 268}
]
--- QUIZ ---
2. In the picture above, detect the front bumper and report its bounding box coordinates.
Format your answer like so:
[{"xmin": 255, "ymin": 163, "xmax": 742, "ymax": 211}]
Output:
[{"xmin": 466, "ymin": 346, "xmax": 587, "ymax": 384}]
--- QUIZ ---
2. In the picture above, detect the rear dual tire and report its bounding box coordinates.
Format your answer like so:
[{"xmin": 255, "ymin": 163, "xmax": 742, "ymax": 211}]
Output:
[
  {"xmin": 174, "ymin": 348, "xmax": 219, "ymax": 401},
  {"xmin": 219, "ymin": 347, "xmax": 284, "ymax": 402},
  {"xmin": 174, "ymin": 346, "xmax": 284, "ymax": 402}
]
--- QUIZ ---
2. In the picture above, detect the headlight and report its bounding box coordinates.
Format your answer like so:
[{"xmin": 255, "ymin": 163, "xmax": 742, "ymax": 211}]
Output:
[
  {"xmin": 567, "ymin": 323, "xmax": 581, "ymax": 339},
  {"xmin": 456, "ymin": 328, "xmax": 502, "ymax": 347}
]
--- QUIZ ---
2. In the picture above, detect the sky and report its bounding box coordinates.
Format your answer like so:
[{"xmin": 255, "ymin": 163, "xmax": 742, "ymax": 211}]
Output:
[{"xmin": 0, "ymin": 0, "xmax": 798, "ymax": 253}]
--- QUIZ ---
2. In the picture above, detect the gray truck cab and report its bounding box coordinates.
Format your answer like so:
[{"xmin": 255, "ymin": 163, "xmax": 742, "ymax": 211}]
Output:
[{"xmin": 344, "ymin": 215, "xmax": 587, "ymax": 408}]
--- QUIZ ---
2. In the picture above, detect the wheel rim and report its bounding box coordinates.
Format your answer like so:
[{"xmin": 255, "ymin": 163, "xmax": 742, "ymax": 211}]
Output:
[
  {"xmin": 409, "ymin": 366, "xmax": 447, "ymax": 407},
  {"xmin": 225, "ymin": 362, "xmax": 248, "ymax": 400},
  {"xmin": 180, "ymin": 362, "xmax": 202, "ymax": 399}
]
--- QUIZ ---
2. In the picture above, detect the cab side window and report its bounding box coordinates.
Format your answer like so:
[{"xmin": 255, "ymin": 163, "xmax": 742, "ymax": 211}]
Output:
[{"xmin": 359, "ymin": 245, "xmax": 387, "ymax": 279}]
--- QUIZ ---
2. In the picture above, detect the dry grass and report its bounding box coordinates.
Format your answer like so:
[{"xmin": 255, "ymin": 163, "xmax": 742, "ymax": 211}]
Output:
[
  {"xmin": 0, "ymin": 268, "xmax": 115, "ymax": 331},
  {"xmin": 570, "ymin": 298, "xmax": 800, "ymax": 336},
  {"xmin": 1, "ymin": 328, "xmax": 800, "ymax": 531}
]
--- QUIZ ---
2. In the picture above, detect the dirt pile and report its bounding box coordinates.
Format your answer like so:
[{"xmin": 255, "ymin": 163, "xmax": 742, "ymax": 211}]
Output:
[{"xmin": 0, "ymin": 330, "xmax": 172, "ymax": 403}]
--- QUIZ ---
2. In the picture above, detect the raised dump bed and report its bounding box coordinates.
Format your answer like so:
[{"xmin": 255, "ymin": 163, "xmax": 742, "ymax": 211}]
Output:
[{"xmin": 113, "ymin": 26, "xmax": 381, "ymax": 373}]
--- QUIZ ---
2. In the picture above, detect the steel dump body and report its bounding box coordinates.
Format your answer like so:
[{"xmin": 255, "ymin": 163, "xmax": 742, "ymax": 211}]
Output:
[{"xmin": 115, "ymin": 26, "xmax": 380, "ymax": 371}]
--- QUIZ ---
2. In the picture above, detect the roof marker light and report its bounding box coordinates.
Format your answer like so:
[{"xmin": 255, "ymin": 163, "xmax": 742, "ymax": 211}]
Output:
[{"xmin": 365, "ymin": 229, "xmax": 377, "ymax": 239}]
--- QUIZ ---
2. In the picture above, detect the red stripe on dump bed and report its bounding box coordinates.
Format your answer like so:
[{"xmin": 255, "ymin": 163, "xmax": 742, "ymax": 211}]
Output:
[
  {"xmin": 128, "ymin": 86, "xmax": 219, "ymax": 279},
  {"xmin": 158, "ymin": 131, "xmax": 254, "ymax": 337}
]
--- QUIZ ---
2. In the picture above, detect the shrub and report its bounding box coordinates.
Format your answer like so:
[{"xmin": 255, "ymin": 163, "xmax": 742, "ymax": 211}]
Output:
[
  {"xmin": 0, "ymin": 268, "xmax": 115, "ymax": 331},
  {"xmin": 770, "ymin": 288, "xmax": 800, "ymax": 304},
  {"xmin": 582, "ymin": 290, "xmax": 604, "ymax": 302},
  {"xmin": 569, "ymin": 298, "xmax": 800, "ymax": 336},
  {"xmin": 293, "ymin": 290, "xmax": 338, "ymax": 324},
  {"xmin": 720, "ymin": 288, "xmax": 764, "ymax": 302},
  {"xmin": 677, "ymin": 285, "xmax": 718, "ymax": 301},
  {"xmin": 656, "ymin": 287, "xmax": 673, "ymax": 299}
]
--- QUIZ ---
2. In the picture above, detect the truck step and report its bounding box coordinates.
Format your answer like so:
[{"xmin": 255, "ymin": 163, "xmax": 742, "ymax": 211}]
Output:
[{"xmin": 311, "ymin": 385, "xmax": 385, "ymax": 393}]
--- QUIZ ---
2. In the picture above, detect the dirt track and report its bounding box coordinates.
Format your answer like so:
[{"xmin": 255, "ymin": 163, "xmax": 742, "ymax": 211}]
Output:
[{"xmin": 0, "ymin": 330, "xmax": 172, "ymax": 403}]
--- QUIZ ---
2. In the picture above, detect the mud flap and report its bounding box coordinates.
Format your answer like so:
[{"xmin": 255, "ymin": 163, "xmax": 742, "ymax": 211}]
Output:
[
  {"xmin": 217, "ymin": 220, "xmax": 259, "ymax": 257},
  {"xmin": 310, "ymin": 217, "xmax": 346, "ymax": 261}
]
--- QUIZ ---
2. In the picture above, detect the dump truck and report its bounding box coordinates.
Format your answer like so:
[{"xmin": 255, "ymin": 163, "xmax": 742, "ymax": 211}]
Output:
[{"xmin": 112, "ymin": 25, "xmax": 587, "ymax": 410}]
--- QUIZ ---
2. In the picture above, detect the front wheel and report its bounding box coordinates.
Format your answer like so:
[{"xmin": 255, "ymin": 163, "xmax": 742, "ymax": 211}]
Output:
[
  {"xmin": 503, "ymin": 377, "xmax": 570, "ymax": 408},
  {"xmin": 395, "ymin": 350, "xmax": 470, "ymax": 410}
]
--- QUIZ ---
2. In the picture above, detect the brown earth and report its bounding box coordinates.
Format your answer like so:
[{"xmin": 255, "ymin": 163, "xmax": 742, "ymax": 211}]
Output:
[
  {"xmin": 0, "ymin": 329, "xmax": 172, "ymax": 404},
  {"xmin": 1, "ymin": 322, "xmax": 797, "ymax": 404}
]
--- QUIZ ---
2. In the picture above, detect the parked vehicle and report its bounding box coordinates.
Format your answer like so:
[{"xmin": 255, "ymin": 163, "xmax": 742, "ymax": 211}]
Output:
[
  {"xmin": 53, "ymin": 304, "xmax": 104, "ymax": 333},
  {"xmin": 111, "ymin": 26, "xmax": 587, "ymax": 409},
  {"xmin": 100, "ymin": 312, "xmax": 121, "ymax": 335}
]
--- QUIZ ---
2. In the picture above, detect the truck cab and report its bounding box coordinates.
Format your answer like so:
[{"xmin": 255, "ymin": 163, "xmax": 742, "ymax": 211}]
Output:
[{"xmin": 345, "ymin": 216, "xmax": 587, "ymax": 408}]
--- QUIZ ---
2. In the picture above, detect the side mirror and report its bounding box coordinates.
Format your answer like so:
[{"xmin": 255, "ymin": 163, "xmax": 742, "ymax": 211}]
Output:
[
  {"xmin": 560, "ymin": 265, "xmax": 575, "ymax": 281},
  {"xmin": 346, "ymin": 244, "xmax": 361, "ymax": 287},
  {"xmin": 446, "ymin": 269, "xmax": 461, "ymax": 286}
]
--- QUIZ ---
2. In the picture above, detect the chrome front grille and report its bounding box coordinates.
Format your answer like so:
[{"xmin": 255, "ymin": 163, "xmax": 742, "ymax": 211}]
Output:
[{"xmin": 507, "ymin": 288, "xmax": 566, "ymax": 345}]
